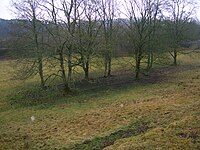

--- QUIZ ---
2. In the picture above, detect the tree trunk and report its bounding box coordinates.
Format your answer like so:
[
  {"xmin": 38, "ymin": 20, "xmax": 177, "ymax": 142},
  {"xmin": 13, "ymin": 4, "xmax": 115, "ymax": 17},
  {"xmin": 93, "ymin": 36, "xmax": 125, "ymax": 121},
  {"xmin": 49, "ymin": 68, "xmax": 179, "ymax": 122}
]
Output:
[
  {"xmin": 104, "ymin": 49, "xmax": 112, "ymax": 77},
  {"xmin": 107, "ymin": 48, "xmax": 112, "ymax": 77},
  {"xmin": 84, "ymin": 58, "xmax": 89, "ymax": 80},
  {"xmin": 147, "ymin": 49, "xmax": 153, "ymax": 71},
  {"xmin": 135, "ymin": 48, "xmax": 142, "ymax": 79},
  {"xmin": 135, "ymin": 59, "xmax": 140, "ymax": 79},
  {"xmin": 59, "ymin": 51, "xmax": 69, "ymax": 91},
  {"xmin": 84, "ymin": 68, "xmax": 89, "ymax": 80},
  {"xmin": 33, "ymin": 16, "xmax": 45, "ymax": 89},
  {"xmin": 38, "ymin": 57, "xmax": 45, "ymax": 89},
  {"xmin": 173, "ymin": 48, "xmax": 177, "ymax": 66},
  {"xmin": 104, "ymin": 59, "xmax": 108, "ymax": 77},
  {"xmin": 67, "ymin": 50, "xmax": 72, "ymax": 88},
  {"xmin": 150, "ymin": 51, "xmax": 153, "ymax": 68},
  {"xmin": 107, "ymin": 56, "xmax": 111, "ymax": 77}
]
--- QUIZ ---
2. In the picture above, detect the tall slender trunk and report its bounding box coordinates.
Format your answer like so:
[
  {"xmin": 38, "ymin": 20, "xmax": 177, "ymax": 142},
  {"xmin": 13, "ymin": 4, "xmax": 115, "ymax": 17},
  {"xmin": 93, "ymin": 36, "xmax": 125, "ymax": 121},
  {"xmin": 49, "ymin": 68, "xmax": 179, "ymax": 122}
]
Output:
[
  {"xmin": 147, "ymin": 50, "xmax": 151, "ymax": 71},
  {"xmin": 150, "ymin": 50, "xmax": 153, "ymax": 68},
  {"xmin": 107, "ymin": 54, "xmax": 111, "ymax": 77},
  {"xmin": 135, "ymin": 47, "xmax": 142, "ymax": 79},
  {"xmin": 59, "ymin": 50, "xmax": 69, "ymax": 91},
  {"xmin": 38, "ymin": 57, "xmax": 45, "ymax": 88},
  {"xmin": 104, "ymin": 48, "xmax": 112, "ymax": 77},
  {"xmin": 147, "ymin": 49, "xmax": 153, "ymax": 71},
  {"xmin": 84, "ymin": 57, "xmax": 89, "ymax": 80},
  {"xmin": 135, "ymin": 58, "xmax": 140, "ymax": 79},
  {"xmin": 84, "ymin": 68, "xmax": 89, "ymax": 80},
  {"xmin": 67, "ymin": 49, "xmax": 72, "ymax": 88},
  {"xmin": 32, "ymin": 15, "xmax": 45, "ymax": 89},
  {"xmin": 173, "ymin": 48, "xmax": 177, "ymax": 66},
  {"xmin": 104, "ymin": 57, "xmax": 108, "ymax": 77}
]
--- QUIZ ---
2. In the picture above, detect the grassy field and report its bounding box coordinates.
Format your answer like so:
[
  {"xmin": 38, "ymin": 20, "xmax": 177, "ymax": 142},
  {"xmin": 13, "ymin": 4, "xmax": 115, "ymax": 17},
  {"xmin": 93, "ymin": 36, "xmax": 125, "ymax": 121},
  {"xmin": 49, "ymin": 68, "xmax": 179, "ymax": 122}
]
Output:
[{"xmin": 0, "ymin": 52, "xmax": 200, "ymax": 150}]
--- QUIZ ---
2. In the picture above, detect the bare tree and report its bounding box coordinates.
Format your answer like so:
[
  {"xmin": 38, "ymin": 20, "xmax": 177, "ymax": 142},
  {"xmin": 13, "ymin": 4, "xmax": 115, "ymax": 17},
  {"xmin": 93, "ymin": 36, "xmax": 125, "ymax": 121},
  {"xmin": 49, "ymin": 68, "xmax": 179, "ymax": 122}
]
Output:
[
  {"xmin": 12, "ymin": 0, "xmax": 46, "ymax": 88},
  {"xmin": 76, "ymin": 0, "xmax": 101, "ymax": 80},
  {"xmin": 146, "ymin": 0, "xmax": 161, "ymax": 71},
  {"xmin": 61, "ymin": 0, "xmax": 82, "ymax": 87},
  {"xmin": 165, "ymin": 0, "xmax": 196, "ymax": 65},
  {"xmin": 99, "ymin": 0, "xmax": 116, "ymax": 77},
  {"xmin": 40, "ymin": 0, "xmax": 71, "ymax": 91},
  {"xmin": 40, "ymin": 0, "xmax": 82, "ymax": 90},
  {"xmin": 124, "ymin": 0, "xmax": 161, "ymax": 79}
]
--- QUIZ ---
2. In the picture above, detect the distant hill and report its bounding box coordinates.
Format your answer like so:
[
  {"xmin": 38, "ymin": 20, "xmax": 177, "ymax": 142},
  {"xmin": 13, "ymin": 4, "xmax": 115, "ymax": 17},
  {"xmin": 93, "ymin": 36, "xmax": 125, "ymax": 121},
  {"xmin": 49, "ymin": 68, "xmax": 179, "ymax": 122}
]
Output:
[
  {"xmin": 0, "ymin": 18, "xmax": 12, "ymax": 38},
  {"xmin": 0, "ymin": 18, "xmax": 200, "ymax": 58},
  {"xmin": 0, "ymin": 19, "xmax": 15, "ymax": 57}
]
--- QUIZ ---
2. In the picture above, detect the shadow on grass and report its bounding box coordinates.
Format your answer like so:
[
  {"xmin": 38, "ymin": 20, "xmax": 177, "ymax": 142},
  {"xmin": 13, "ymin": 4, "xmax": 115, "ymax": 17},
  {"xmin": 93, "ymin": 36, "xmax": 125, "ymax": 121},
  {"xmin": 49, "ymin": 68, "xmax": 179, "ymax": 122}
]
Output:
[
  {"xmin": 8, "ymin": 64, "xmax": 199, "ymax": 109},
  {"xmin": 8, "ymin": 81, "xmax": 136, "ymax": 109},
  {"xmin": 6, "ymin": 72, "xmax": 164, "ymax": 108}
]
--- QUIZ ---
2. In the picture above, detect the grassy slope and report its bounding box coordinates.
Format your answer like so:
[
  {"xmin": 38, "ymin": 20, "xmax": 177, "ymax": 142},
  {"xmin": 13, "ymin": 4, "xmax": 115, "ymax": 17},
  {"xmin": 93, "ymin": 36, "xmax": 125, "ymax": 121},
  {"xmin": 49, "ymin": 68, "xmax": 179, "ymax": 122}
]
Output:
[{"xmin": 0, "ymin": 53, "xmax": 199, "ymax": 150}]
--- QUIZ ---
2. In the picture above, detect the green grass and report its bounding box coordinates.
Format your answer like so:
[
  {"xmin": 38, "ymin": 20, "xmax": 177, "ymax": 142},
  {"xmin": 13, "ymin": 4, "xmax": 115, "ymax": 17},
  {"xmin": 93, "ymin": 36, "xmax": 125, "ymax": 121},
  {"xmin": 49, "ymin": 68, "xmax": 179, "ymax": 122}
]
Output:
[{"xmin": 0, "ymin": 52, "xmax": 200, "ymax": 149}]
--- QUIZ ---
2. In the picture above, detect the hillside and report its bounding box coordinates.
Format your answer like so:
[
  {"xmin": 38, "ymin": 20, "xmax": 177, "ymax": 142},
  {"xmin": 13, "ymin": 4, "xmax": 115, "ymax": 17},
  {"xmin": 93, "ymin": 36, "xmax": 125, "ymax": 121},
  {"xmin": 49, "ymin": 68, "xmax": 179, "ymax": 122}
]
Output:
[
  {"xmin": 0, "ymin": 19, "xmax": 13, "ymax": 38},
  {"xmin": 0, "ymin": 52, "xmax": 199, "ymax": 149}
]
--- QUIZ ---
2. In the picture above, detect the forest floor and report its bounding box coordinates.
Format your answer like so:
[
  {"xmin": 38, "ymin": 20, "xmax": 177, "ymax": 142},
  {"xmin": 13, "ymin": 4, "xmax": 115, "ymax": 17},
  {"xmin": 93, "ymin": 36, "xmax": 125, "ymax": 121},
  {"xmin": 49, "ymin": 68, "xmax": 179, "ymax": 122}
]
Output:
[{"xmin": 0, "ymin": 52, "xmax": 200, "ymax": 150}]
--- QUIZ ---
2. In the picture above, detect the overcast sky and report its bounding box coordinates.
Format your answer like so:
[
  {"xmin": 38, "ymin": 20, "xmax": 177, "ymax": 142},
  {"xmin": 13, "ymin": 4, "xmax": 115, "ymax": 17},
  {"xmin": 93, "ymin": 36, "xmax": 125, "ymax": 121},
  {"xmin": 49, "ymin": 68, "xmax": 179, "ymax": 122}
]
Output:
[
  {"xmin": 0, "ymin": 0, "xmax": 200, "ymax": 20},
  {"xmin": 0, "ymin": 0, "xmax": 13, "ymax": 19}
]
